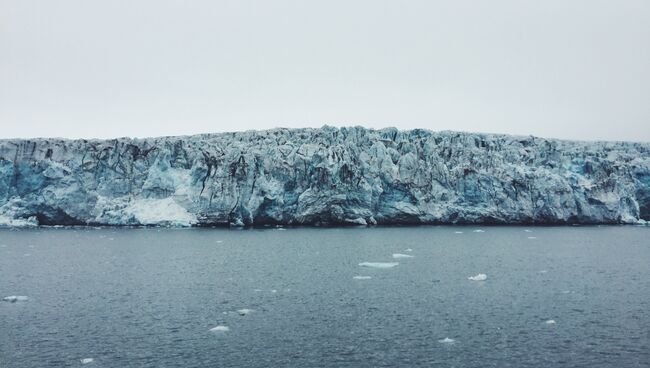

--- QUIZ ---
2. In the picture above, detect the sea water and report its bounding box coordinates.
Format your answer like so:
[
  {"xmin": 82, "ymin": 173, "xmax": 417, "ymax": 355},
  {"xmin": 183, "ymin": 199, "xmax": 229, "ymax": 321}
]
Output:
[{"xmin": 1, "ymin": 226, "xmax": 649, "ymax": 367}]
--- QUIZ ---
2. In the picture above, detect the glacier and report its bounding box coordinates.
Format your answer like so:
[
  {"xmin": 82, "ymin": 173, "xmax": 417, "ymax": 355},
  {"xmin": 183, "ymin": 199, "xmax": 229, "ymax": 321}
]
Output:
[{"xmin": 0, "ymin": 126, "xmax": 649, "ymax": 227}]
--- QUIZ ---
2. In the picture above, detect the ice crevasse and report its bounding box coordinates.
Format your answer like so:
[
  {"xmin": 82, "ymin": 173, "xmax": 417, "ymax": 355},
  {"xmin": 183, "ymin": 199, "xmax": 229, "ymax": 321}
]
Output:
[{"xmin": 1, "ymin": 126, "xmax": 649, "ymax": 227}]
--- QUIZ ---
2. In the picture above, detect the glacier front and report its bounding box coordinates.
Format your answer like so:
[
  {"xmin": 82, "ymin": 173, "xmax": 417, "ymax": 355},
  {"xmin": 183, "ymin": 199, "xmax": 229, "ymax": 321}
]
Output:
[{"xmin": 1, "ymin": 126, "xmax": 649, "ymax": 227}]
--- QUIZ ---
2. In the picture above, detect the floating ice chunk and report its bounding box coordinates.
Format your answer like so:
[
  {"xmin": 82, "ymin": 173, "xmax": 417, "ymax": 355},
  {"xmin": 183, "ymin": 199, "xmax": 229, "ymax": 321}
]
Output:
[
  {"xmin": 545, "ymin": 319, "xmax": 556, "ymax": 324},
  {"xmin": 359, "ymin": 262, "xmax": 399, "ymax": 269},
  {"xmin": 405, "ymin": 248, "xmax": 413, "ymax": 252},
  {"xmin": 473, "ymin": 229, "xmax": 485, "ymax": 233},
  {"xmin": 270, "ymin": 289, "xmax": 277, "ymax": 293},
  {"xmin": 215, "ymin": 240, "xmax": 223, "ymax": 243},
  {"xmin": 454, "ymin": 231, "xmax": 463, "ymax": 234},
  {"xmin": 209, "ymin": 325, "xmax": 230, "ymax": 332},
  {"xmin": 276, "ymin": 228, "xmax": 286, "ymax": 231},
  {"xmin": 524, "ymin": 229, "xmax": 532, "ymax": 233},
  {"xmin": 438, "ymin": 337, "xmax": 455, "ymax": 343},
  {"xmin": 527, "ymin": 236, "xmax": 537, "ymax": 239},
  {"xmin": 3, "ymin": 296, "xmax": 28, "ymax": 302},
  {"xmin": 236, "ymin": 308, "xmax": 254, "ymax": 316},
  {"xmin": 392, "ymin": 253, "xmax": 414, "ymax": 259},
  {"xmin": 80, "ymin": 358, "xmax": 94, "ymax": 364},
  {"xmin": 468, "ymin": 273, "xmax": 487, "ymax": 281},
  {"xmin": 353, "ymin": 276, "xmax": 372, "ymax": 280}
]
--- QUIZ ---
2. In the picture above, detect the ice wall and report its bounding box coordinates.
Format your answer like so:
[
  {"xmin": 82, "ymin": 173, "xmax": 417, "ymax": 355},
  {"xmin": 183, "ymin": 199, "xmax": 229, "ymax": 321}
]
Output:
[{"xmin": 1, "ymin": 126, "xmax": 649, "ymax": 226}]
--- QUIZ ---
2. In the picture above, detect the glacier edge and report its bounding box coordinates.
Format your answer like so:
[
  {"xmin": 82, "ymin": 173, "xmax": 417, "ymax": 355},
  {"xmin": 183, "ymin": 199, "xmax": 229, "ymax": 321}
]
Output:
[{"xmin": 1, "ymin": 126, "xmax": 649, "ymax": 227}]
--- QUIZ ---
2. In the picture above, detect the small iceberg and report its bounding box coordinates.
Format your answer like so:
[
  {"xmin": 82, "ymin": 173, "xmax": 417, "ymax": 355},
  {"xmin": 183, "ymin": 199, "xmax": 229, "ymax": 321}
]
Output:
[
  {"xmin": 473, "ymin": 229, "xmax": 485, "ymax": 233},
  {"xmin": 545, "ymin": 319, "xmax": 556, "ymax": 324},
  {"xmin": 524, "ymin": 229, "xmax": 532, "ymax": 233},
  {"xmin": 80, "ymin": 358, "xmax": 94, "ymax": 364},
  {"xmin": 438, "ymin": 337, "xmax": 455, "ymax": 344},
  {"xmin": 209, "ymin": 325, "xmax": 230, "ymax": 332},
  {"xmin": 359, "ymin": 262, "xmax": 399, "ymax": 269},
  {"xmin": 3, "ymin": 296, "xmax": 28, "ymax": 302},
  {"xmin": 405, "ymin": 248, "xmax": 413, "ymax": 252},
  {"xmin": 392, "ymin": 253, "xmax": 414, "ymax": 259},
  {"xmin": 527, "ymin": 236, "xmax": 537, "ymax": 239},
  {"xmin": 276, "ymin": 228, "xmax": 287, "ymax": 231},
  {"xmin": 353, "ymin": 276, "xmax": 372, "ymax": 280},
  {"xmin": 236, "ymin": 308, "xmax": 254, "ymax": 316},
  {"xmin": 215, "ymin": 240, "xmax": 223, "ymax": 243},
  {"xmin": 468, "ymin": 274, "xmax": 487, "ymax": 281},
  {"xmin": 454, "ymin": 231, "xmax": 463, "ymax": 234}
]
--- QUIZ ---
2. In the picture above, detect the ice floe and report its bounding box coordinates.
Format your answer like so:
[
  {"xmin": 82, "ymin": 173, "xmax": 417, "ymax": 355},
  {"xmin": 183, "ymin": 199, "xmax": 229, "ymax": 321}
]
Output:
[
  {"xmin": 236, "ymin": 308, "xmax": 254, "ymax": 316},
  {"xmin": 527, "ymin": 236, "xmax": 537, "ymax": 239},
  {"xmin": 80, "ymin": 358, "xmax": 94, "ymax": 364},
  {"xmin": 545, "ymin": 319, "xmax": 556, "ymax": 324},
  {"xmin": 392, "ymin": 253, "xmax": 414, "ymax": 259},
  {"xmin": 358, "ymin": 262, "xmax": 399, "ymax": 269},
  {"xmin": 3, "ymin": 296, "xmax": 28, "ymax": 302},
  {"xmin": 524, "ymin": 229, "xmax": 532, "ymax": 232},
  {"xmin": 353, "ymin": 276, "xmax": 372, "ymax": 280},
  {"xmin": 468, "ymin": 274, "xmax": 487, "ymax": 281},
  {"xmin": 405, "ymin": 248, "xmax": 413, "ymax": 252},
  {"xmin": 438, "ymin": 337, "xmax": 456, "ymax": 343},
  {"xmin": 209, "ymin": 325, "xmax": 230, "ymax": 332},
  {"xmin": 454, "ymin": 231, "xmax": 463, "ymax": 234},
  {"xmin": 473, "ymin": 229, "xmax": 485, "ymax": 233}
]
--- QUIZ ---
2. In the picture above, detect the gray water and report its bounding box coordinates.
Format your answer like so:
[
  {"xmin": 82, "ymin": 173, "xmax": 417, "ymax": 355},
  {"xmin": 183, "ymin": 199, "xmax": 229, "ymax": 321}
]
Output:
[{"xmin": 1, "ymin": 226, "xmax": 649, "ymax": 368}]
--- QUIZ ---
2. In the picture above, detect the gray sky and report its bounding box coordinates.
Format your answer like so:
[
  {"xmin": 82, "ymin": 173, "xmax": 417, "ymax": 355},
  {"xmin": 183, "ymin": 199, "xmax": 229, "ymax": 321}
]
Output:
[{"xmin": 1, "ymin": 0, "xmax": 649, "ymax": 141}]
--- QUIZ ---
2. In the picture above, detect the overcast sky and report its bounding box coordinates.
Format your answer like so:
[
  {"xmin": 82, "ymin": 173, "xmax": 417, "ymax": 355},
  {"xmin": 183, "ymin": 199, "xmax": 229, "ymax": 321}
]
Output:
[{"xmin": 1, "ymin": 0, "xmax": 649, "ymax": 141}]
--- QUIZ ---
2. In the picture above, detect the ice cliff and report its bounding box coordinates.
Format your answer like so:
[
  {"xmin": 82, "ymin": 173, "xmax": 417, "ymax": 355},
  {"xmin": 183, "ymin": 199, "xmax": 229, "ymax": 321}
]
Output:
[{"xmin": 1, "ymin": 126, "xmax": 649, "ymax": 227}]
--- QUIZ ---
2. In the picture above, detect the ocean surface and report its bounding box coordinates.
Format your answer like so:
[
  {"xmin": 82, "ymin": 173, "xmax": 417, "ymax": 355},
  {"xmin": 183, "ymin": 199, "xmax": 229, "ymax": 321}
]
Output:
[{"xmin": 1, "ymin": 226, "xmax": 649, "ymax": 368}]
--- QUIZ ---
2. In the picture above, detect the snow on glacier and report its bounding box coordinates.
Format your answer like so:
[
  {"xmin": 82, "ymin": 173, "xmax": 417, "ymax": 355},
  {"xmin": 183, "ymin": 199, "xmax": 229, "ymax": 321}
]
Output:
[{"xmin": 102, "ymin": 197, "xmax": 197, "ymax": 227}]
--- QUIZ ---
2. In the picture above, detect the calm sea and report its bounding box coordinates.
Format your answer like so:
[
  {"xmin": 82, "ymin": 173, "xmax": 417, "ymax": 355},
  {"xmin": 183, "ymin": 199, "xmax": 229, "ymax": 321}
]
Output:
[{"xmin": 1, "ymin": 226, "xmax": 649, "ymax": 367}]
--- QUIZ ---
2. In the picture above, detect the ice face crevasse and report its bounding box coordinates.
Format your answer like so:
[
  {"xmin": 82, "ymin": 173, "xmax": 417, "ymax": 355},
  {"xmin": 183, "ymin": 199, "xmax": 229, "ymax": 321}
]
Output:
[{"xmin": 0, "ymin": 126, "xmax": 649, "ymax": 227}]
